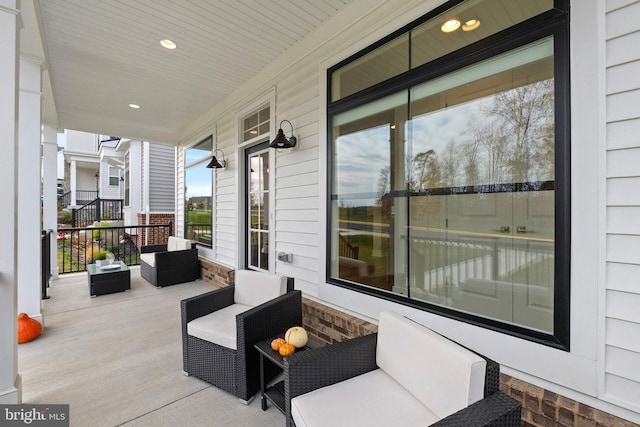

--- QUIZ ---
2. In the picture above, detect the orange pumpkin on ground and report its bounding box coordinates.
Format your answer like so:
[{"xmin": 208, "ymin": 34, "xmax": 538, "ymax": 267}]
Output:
[
  {"xmin": 271, "ymin": 337, "xmax": 286, "ymax": 351},
  {"xmin": 17, "ymin": 313, "xmax": 42, "ymax": 344},
  {"xmin": 278, "ymin": 342, "xmax": 295, "ymax": 356}
]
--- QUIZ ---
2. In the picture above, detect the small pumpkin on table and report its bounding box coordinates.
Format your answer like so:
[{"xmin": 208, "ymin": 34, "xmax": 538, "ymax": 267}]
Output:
[{"xmin": 270, "ymin": 326, "xmax": 309, "ymax": 356}]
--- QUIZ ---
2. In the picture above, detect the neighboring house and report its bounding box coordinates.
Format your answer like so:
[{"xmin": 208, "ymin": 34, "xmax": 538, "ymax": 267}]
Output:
[
  {"xmin": 60, "ymin": 130, "xmax": 101, "ymax": 207},
  {"xmin": 114, "ymin": 138, "xmax": 176, "ymax": 232},
  {"xmin": 60, "ymin": 130, "xmax": 176, "ymax": 228}
]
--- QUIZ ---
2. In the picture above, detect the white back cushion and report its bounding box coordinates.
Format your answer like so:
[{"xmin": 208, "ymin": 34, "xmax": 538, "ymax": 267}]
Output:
[
  {"xmin": 234, "ymin": 270, "xmax": 287, "ymax": 307},
  {"xmin": 167, "ymin": 236, "xmax": 192, "ymax": 251},
  {"xmin": 179, "ymin": 238, "xmax": 193, "ymax": 250},
  {"xmin": 167, "ymin": 236, "xmax": 179, "ymax": 251},
  {"xmin": 376, "ymin": 311, "xmax": 486, "ymax": 420}
]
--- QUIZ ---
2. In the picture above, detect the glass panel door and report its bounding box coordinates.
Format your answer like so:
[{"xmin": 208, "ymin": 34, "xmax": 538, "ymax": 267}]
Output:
[{"xmin": 246, "ymin": 142, "xmax": 270, "ymax": 271}]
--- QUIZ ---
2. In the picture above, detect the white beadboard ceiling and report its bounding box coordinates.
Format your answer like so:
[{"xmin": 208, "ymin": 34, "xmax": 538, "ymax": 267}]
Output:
[{"xmin": 27, "ymin": 0, "xmax": 352, "ymax": 143}]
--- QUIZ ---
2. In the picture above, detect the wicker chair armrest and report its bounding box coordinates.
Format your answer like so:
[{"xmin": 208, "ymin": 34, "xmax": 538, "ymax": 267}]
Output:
[
  {"xmin": 141, "ymin": 244, "xmax": 167, "ymax": 254},
  {"xmin": 181, "ymin": 286, "xmax": 235, "ymax": 325},
  {"xmin": 431, "ymin": 391, "xmax": 522, "ymax": 427},
  {"xmin": 237, "ymin": 290, "xmax": 302, "ymax": 351},
  {"xmin": 284, "ymin": 332, "xmax": 378, "ymax": 425}
]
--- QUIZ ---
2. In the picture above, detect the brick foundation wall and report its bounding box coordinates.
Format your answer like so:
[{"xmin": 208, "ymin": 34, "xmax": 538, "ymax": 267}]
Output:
[
  {"xmin": 135, "ymin": 213, "xmax": 174, "ymax": 249},
  {"xmin": 197, "ymin": 259, "xmax": 638, "ymax": 427},
  {"xmin": 199, "ymin": 257, "xmax": 234, "ymax": 288}
]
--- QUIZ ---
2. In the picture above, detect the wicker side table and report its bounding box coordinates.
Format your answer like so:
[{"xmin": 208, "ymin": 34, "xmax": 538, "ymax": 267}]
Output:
[
  {"xmin": 255, "ymin": 337, "xmax": 319, "ymax": 414},
  {"xmin": 87, "ymin": 261, "xmax": 131, "ymax": 297}
]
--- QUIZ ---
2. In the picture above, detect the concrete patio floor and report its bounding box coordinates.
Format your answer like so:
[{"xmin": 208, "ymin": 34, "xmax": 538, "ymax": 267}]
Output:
[{"xmin": 18, "ymin": 267, "xmax": 284, "ymax": 427}]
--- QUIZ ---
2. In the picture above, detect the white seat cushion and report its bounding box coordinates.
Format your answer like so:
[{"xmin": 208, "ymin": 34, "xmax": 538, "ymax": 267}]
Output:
[
  {"xmin": 186, "ymin": 303, "xmax": 252, "ymax": 350},
  {"xmin": 376, "ymin": 311, "xmax": 486, "ymax": 419},
  {"xmin": 234, "ymin": 270, "xmax": 287, "ymax": 307},
  {"xmin": 291, "ymin": 369, "xmax": 439, "ymax": 427},
  {"xmin": 140, "ymin": 252, "xmax": 155, "ymax": 268}
]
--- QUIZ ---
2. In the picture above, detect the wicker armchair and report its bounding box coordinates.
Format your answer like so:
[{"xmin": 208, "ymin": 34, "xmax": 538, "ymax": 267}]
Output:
[
  {"xmin": 284, "ymin": 312, "xmax": 521, "ymax": 427},
  {"xmin": 140, "ymin": 236, "xmax": 199, "ymax": 287},
  {"xmin": 181, "ymin": 271, "xmax": 301, "ymax": 403}
]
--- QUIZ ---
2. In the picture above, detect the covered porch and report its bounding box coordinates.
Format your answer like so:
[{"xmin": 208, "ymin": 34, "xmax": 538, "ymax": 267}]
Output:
[
  {"xmin": 3, "ymin": 0, "xmax": 640, "ymax": 426},
  {"xmin": 18, "ymin": 268, "xmax": 283, "ymax": 426}
]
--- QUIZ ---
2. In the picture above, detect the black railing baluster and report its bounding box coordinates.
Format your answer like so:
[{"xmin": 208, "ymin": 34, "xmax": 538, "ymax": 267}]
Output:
[{"xmin": 55, "ymin": 222, "xmax": 176, "ymax": 274}]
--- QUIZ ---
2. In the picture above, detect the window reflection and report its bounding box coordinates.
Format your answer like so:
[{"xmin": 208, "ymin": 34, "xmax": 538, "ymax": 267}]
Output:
[
  {"xmin": 185, "ymin": 137, "xmax": 212, "ymax": 246},
  {"xmin": 330, "ymin": 37, "xmax": 556, "ymax": 334}
]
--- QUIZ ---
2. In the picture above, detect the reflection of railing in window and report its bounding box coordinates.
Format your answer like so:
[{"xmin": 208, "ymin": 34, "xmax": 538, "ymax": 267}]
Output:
[
  {"xmin": 407, "ymin": 233, "xmax": 554, "ymax": 299},
  {"xmin": 338, "ymin": 234, "xmax": 359, "ymax": 259},
  {"xmin": 186, "ymin": 223, "xmax": 212, "ymax": 246}
]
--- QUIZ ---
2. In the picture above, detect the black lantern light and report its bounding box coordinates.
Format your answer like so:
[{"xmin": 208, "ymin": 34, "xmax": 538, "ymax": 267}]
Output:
[{"xmin": 269, "ymin": 120, "xmax": 297, "ymax": 149}]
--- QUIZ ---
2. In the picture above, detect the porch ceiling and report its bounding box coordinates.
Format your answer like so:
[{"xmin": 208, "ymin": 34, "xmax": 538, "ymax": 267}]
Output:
[{"xmin": 24, "ymin": 0, "xmax": 353, "ymax": 144}]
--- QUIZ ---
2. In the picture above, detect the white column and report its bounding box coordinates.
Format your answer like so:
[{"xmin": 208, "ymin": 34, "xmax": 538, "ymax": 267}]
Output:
[
  {"xmin": 0, "ymin": 0, "xmax": 21, "ymax": 405},
  {"xmin": 17, "ymin": 56, "xmax": 43, "ymax": 326},
  {"xmin": 70, "ymin": 159, "xmax": 77, "ymax": 205},
  {"xmin": 42, "ymin": 125, "xmax": 59, "ymax": 279}
]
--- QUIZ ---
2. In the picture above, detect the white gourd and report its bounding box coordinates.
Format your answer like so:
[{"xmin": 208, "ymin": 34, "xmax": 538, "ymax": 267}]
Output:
[{"xmin": 285, "ymin": 326, "xmax": 308, "ymax": 348}]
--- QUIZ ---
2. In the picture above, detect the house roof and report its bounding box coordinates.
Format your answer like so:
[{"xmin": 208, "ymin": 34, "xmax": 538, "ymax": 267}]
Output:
[{"xmin": 22, "ymin": 0, "xmax": 354, "ymax": 144}]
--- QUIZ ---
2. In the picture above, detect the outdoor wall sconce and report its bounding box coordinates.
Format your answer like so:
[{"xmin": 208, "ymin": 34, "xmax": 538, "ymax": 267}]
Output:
[
  {"xmin": 206, "ymin": 149, "xmax": 227, "ymax": 169},
  {"xmin": 269, "ymin": 120, "xmax": 297, "ymax": 149}
]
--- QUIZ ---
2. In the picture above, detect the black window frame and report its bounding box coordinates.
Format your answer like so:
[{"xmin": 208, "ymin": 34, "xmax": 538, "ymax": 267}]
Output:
[{"xmin": 326, "ymin": 0, "xmax": 571, "ymax": 350}]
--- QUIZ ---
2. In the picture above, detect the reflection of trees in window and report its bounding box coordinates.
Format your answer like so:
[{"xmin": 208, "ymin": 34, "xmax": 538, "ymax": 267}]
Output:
[{"xmin": 404, "ymin": 79, "xmax": 554, "ymax": 194}]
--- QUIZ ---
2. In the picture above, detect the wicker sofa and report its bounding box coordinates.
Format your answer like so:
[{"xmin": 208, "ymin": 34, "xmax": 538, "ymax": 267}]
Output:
[
  {"xmin": 284, "ymin": 311, "xmax": 521, "ymax": 427},
  {"xmin": 181, "ymin": 270, "xmax": 301, "ymax": 402},
  {"xmin": 140, "ymin": 236, "xmax": 199, "ymax": 287}
]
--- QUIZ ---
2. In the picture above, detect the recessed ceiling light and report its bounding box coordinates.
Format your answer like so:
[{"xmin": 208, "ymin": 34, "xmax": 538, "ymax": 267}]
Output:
[
  {"xmin": 441, "ymin": 19, "xmax": 461, "ymax": 33},
  {"xmin": 462, "ymin": 19, "xmax": 481, "ymax": 31},
  {"xmin": 128, "ymin": 103, "xmax": 141, "ymax": 109},
  {"xmin": 160, "ymin": 39, "xmax": 177, "ymax": 50}
]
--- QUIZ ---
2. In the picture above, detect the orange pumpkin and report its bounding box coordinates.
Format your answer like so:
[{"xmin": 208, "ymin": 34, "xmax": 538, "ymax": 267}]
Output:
[
  {"xmin": 278, "ymin": 342, "xmax": 295, "ymax": 356},
  {"xmin": 17, "ymin": 313, "xmax": 42, "ymax": 344},
  {"xmin": 271, "ymin": 337, "xmax": 286, "ymax": 351}
]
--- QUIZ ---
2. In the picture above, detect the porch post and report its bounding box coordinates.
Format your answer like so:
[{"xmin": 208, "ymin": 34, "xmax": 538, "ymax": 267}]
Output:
[
  {"xmin": 42, "ymin": 125, "xmax": 59, "ymax": 279},
  {"xmin": 17, "ymin": 55, "xmax": 44, "ymax": 326},
  {"xmin": 0, "ymin": 0, "xmax": 21, "ymax": 404},
  {"xmin": 70, "ymin": 159, "xmax": 77, "ymax": 205}
]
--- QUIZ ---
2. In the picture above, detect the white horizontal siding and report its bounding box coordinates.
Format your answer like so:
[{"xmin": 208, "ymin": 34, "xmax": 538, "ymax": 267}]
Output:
[
  {"xmin": 607, "ymin": 177, "xmax": 640, "ymax": 205},
  {"xmin": 607, "ymin": 119, "xmax": 640, "ymax": 150},
  {"xmin": 148, "ymin": 143, "xmax": 175, "ymax": 211},
  {"xmin": 606, "ymin": 346, "xmax": 640, "ymax": 384},
  {"xmin": 606, "ymin": 148, "xmax": 640, "ymax": 177},
  {"xmin": 607, "ymin": 206, "xmax": 640, "ymax": 234},
  {"xmin": 607, "ymin": 262, "xmax": 640, "ymax": 293},
  {"xmin": 175, "ymin": 148, "xmax": 185, "ymax": 237},
  {"xmin": 605, "ymin": 0, "xmax": 640, "ymax": 412}
]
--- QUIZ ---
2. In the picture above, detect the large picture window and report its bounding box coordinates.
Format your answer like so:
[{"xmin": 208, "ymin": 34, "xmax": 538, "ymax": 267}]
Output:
[
  {"xmin": 184, "ymin": 136, "xmax": 213, "ymax": 247},
  {"xmin": 328, "ymin": 0, "xmax": 569, "ymax": 348}
]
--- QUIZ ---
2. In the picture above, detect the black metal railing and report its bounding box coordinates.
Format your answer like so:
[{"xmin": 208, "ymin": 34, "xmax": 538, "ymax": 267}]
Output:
[
  {"xmin": 57, "ymin": 222, "xmax": 173, "ymax": 274},
  {"xmin": 58, "ymin": 190, "xmax": 99, "ymax": 207},
  {"xmin": 41, "ymin": 229, "xmax": 52, "ymax": 299},
  {"xmin": 72, "ymin": 197, "xmax": 123, "ymax": 227}
]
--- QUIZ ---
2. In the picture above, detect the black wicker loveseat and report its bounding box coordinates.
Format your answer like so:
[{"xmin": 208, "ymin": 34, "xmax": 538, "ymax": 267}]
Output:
[
  {"xmin": 140, "ymin": 236, "xmax": 199, "ymax": 287},
  {"xmin": 181, "ymin": 270, "xmax": 302, "ymax": 402},
  {"xmin": 284, "ymin": 311, "xmax": 521, "ymax": 427}
]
